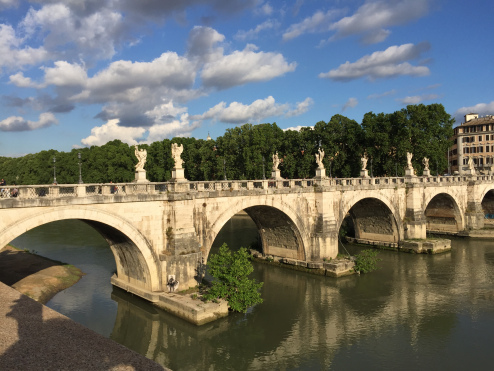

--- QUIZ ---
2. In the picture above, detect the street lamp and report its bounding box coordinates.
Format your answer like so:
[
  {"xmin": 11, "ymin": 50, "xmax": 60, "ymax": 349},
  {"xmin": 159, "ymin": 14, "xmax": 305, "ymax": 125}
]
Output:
[
  {"xmin": 223, "ymin": 158, "xmax": 227, "ymax": 181},
  {"xmin": 53, "ymin": 157, "xmax": 57, "ymax": 184},
  {"xmin": 78, "ymin": 152, "xmax": 83, "ymax": 184},
  {"xmin": 262, "ymin": 156, "xmax": 266, "ymax": 180}
]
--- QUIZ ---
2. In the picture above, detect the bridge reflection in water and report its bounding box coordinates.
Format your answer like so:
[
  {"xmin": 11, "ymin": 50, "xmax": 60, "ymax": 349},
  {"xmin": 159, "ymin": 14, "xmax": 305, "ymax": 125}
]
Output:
[{"xmin": 7, "ymin": 216, "xmax": 494, "ymax": 370}]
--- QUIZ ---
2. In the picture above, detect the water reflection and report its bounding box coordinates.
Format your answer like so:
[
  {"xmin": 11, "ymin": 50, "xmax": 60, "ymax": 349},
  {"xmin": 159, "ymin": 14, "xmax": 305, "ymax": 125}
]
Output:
[{"xmin": 8, "ymin": 217, "xmax": 494, "ymax": 370}]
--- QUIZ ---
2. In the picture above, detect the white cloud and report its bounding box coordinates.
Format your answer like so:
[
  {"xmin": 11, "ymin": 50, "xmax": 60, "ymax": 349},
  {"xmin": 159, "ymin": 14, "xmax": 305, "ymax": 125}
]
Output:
[
  {"xmin": 0, "ymin": 24, "xmax": 48, "ymax": 70},
  {"xmin": 282, "ymin": 10, "xmax": 339, "ymax": 41},
  {"xmin": 81, "ymin": 119, "xmax": 146, "ymax": 146},
  {"xmin": 147, "ymin": 113, "xmax": 201, "ymax": 143},
  {"xmin": 9, "ymin": 72, "xmax": 41, "ymax": 88},
  {"xmin": 0, "ymin": 112, "xmax": 58, "ymax": 131},
  {"xmin": 191, "ymin": 96, "xmax": 311, "ymax": 124},
  {"xmin": 284, "ymin": 125, "xmax": 314, "ymax": 132},
  {"xmin": 319, "ymin": 42, "xmax": 430, "ymax": 81},
  {"xmin": 396, "ymin": 94, "xmax": 439, "ymax": 105},
  {"xmin": 330, "ymin": 0, "xmax": 430, "ymax": 44},
  {"xmin": 0, "ymin": 0, "xmax": 18, "ymax": 9},
  {"xmin": 342, "ymin": 97, "xmax": 358, "ymax": 111},
  {"xmin": 286, "ymin": 97, "xmax": 314, "ymax": 117},
  {"xmin": 20, "ymin": 3, "xmax": 123, "ymax": 60},
  {"xmin": 43, "ymin": 61, "xmax": 88, "ymax": 87},
  {"xmin": 235, "ymin": 19, "xmax": 280, "ymax": 41},
  {"xmin": 454, "ymin": 101, "xmax": 494, "ymax": 125},
  {"xmin": 201, "ymin": 44, "xmax": 296, "ymax": 89}
]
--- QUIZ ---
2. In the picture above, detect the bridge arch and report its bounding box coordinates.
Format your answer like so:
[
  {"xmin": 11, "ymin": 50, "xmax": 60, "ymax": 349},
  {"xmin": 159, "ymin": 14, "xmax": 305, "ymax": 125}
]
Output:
[
  {"xmin": 479, "ymin": 187, "xmax": 494, "ymax": 217},
  {"xmin": 423, "ymin": 192, "xmax": 464, "ymax": 233},
  {"xmin": 339, "ymin": 193, "xmax": 402, "ymax": 243},
  {"xmin": 0, "ymin": 207, "xmax": 161, "ymax": 291},
  {"xmin": 205, "ymin": 197, "xmax": 309, "ymax": 261}
]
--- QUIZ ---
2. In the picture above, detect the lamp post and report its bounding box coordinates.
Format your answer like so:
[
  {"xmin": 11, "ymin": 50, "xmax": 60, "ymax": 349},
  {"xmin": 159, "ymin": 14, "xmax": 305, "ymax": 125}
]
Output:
[
  {"xmin": 223, "ymin": 158, "xmax": 227, "ymax": 181},
  {"xmin": 78, "ymin": 152, "xmax": 83, "ymax": 184},
  {"xmin": 53, "ymin": 157, "xmax": 57, "ymax": 184},
  {"xmin": 262, "ymin": 156, "xmax": 266, "ymax": 180}
]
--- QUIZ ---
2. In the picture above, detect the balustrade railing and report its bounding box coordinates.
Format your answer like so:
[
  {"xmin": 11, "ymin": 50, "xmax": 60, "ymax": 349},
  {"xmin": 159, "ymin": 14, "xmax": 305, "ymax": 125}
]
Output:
[{"xmin": 1, "ymin": 174, "xmax": 493, "ymax": 202}]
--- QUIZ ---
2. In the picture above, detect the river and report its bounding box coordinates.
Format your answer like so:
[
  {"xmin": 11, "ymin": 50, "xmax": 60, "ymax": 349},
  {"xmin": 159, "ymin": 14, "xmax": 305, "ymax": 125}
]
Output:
[{"xmin": 9, "ymin": 217, "xmax": 494, "ymax": 370}]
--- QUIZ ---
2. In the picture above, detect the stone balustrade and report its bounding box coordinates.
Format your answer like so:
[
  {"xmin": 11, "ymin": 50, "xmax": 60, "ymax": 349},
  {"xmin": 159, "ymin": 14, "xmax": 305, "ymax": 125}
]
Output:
[{"xmin": 1, "ymin": 174, "xmax": 494, "ymax": 201}]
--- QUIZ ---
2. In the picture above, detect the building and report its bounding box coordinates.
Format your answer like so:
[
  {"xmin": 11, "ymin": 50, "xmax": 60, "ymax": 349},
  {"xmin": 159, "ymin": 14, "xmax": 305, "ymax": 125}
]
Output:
[{"xmin": 449, "ymin": 113, "xmax": 494, "ymax": 174}]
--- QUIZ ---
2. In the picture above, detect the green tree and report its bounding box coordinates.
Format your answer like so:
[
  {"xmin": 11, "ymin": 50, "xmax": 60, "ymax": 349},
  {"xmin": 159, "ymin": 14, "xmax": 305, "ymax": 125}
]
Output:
[{"xmin": 204, "ymin": 243, "xmax": 263, "ymax": 313}]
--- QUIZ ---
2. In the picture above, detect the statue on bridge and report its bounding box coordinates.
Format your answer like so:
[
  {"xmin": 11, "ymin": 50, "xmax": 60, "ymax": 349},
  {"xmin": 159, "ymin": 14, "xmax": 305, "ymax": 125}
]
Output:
[
  {"xmin": 422, "ymin": 157, "xmax": 429, "ymax": 171},
  {"xmin": 172, "ymin": 143, "xmax": 184, "ymax": 169},
  {"xmin": 407, "ymin": 152, "xmax": 413, "ymax": 169},
  {"xmin": 134, "ymin": 145, "xmax": 147, "ymax": 171},
  {"xmin": 272, "ymin": 152, "xmax": 280, "ymax": 171},
  {"xmin": 315, "ymin": 148, "xmax": 325, "ymax": 169},
  {"xmin": 361, "ymin": 153, "xmax": 368, "ymax": 171}
]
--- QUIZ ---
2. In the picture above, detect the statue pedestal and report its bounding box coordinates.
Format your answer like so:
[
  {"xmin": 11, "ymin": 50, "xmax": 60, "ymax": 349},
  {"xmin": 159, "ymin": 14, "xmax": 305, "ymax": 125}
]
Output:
[
  {"xmin": 315, "ymin": 168, "xmax": 326, "ymax": 179},
  {"xmin": 360, "ymin": 169, "xmax": 369, "ymax": 178},
  {"xmin": 405, "ymin": 167, "xmax": 415, "ymax": 177},
  {"xmin": 271, "ymin": 169, "xmax": 282, "ymax": 180},
  {"xmin": 171, "ymin": 168, "xmax": 187, "ymax": 182},
  {"xmin": 134, "ymin": 170, "xmax": 149, "ymax": 183},
  {"xmin": 465, "ymin": 168, "xmax": 476, "ymax": 176},
  {"xmin": 422, "ymin": 169, "xmax": 430, "ymax": 177}
]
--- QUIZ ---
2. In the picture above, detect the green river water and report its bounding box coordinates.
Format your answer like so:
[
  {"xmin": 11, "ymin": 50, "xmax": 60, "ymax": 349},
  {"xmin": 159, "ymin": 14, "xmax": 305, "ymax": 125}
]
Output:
[{"xmin": 10, "ymin": 217, "xmax": 494, "ymax": 371}]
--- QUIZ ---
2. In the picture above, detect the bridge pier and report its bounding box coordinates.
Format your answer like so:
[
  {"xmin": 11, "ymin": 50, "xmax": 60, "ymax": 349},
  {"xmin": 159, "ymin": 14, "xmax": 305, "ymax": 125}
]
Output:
[{"xmin": 404, "ymin": 183, "xmax": 427, "ymax": 239}]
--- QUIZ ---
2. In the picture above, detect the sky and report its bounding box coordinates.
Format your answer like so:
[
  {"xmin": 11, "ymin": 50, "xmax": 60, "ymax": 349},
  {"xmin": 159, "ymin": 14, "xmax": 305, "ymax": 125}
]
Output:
[{"xmin": 0, "ymin": 0, "xmax": 493, "ymax": 157}]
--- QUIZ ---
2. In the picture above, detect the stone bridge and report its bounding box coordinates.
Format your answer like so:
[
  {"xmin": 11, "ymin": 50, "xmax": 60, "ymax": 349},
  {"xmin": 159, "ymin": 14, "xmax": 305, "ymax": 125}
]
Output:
[{"xmin": 1, "ymin": 175, "xmax": 494, "ymax": 303}]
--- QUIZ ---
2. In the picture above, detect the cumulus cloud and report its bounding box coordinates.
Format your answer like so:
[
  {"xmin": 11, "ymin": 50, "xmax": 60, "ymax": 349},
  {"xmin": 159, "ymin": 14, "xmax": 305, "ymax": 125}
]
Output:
[
  {"xmin": 201, "ymin": 44, "xmax": 296, "ymax": 89},
  {"xmin": 319, "ymin": 42, "xmax": 431, "ymax": 81},
  {"xmin": 0, "ymin": 112, "xmax": 58, "ymax": 131},
  {"xmin": 0, "ymin": 24, "xmax": 48, "ymax": 71},
  {"xmin": 454, "ymin": 101, "xmax": 494, "ymax": 125},
  {"xmin": 396, "ymin": 93, "xmax": 439, "ymax": 105},
  {"xmin": 81, "ymin": 119, "xmax": 146, "ymax": 146},
  {"xmin": 191, "ymin": 96, "xmax": 311, "ymax": 124},
  {"xmin": 284, "ymin": 125, "xmax": 314, "ymax": 132},
  {"xmin": 329, "ymin": 0, "xmax": 430, "ymax": 44},
  {"xmin": 342, "ymin": 97, "xmax": 358, "ymax": 111}
]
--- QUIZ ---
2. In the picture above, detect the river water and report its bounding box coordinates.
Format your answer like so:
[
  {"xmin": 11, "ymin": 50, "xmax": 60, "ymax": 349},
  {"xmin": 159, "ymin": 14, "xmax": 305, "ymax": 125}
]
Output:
[{"xmin": 10, "ymin": 217, "xmax": 494, "ymax": 370}]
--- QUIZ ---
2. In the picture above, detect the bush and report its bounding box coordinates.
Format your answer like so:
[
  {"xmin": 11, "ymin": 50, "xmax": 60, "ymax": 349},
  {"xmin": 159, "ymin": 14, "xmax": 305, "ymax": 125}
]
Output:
[
  {"xmin": 354, "ymin": 249, "xmax": 381, "ymax": 273},
  {"xmin": 204, "ymin": 243, "xmax": 263, "ymax": 313}
]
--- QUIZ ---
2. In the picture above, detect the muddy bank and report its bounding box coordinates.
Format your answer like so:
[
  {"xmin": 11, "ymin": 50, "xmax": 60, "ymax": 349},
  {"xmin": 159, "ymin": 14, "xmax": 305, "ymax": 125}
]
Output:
[{"xmin": 0, "ymin": 245, "xmax": 84, "ymax": 304}]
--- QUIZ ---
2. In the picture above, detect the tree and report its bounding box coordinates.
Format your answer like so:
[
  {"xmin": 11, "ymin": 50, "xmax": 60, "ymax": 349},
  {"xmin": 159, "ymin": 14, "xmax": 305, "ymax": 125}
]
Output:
[{"xmin": 204, "ymin": 243, "xmax": 263, "ymax": 313}]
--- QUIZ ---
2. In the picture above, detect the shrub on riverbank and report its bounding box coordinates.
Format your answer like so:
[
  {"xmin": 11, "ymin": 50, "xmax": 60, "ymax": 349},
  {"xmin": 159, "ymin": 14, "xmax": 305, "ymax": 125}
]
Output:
[
  {"xmin": 203, "ymin": 243, "xmax": 263, "ymax": 313},
  {"xmin": 354, "ymin": 249, "xmax": 381, "ymax": 274}
]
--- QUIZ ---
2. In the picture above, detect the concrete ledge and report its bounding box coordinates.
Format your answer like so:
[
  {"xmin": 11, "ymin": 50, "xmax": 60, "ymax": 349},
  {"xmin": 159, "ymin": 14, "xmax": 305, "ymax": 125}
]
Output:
[
  {"xmin": 156, "ymin": 293, "xmax": 228, "ymax": 326},
  {"xmin": 111, "ymin": 276, "xmax": 160, "ymax": 302},
  {"xmin": 458, "ymin": 229, "xmax": 494, "ymax": 238},
  {"xmin": 399, "ymin": 239, "xmax": 451, "ymax": 254},
  {"xmin": 323, "ymin": 260, "xmax": 355, "ymax": 277},
  {"xmin": 112, "ymin": 275, "xmax": 229, "ymax": 326}
]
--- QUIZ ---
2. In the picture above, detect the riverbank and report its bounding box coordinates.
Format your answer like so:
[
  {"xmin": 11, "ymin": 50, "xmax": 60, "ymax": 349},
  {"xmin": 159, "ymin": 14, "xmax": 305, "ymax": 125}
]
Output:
[
  {"xmin": 0, "ymin": 281, "xmax": 167, "ymax": 370},
  {"xmin": 0, "ymin": 245, "xmax": 84, "ymax": 304}
]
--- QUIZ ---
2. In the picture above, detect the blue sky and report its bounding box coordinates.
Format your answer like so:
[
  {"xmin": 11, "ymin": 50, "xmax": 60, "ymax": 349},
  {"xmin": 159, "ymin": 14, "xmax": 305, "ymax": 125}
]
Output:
[{"xmin": 0, "ymin": 0, "xmax": 493, "ymax": 157}]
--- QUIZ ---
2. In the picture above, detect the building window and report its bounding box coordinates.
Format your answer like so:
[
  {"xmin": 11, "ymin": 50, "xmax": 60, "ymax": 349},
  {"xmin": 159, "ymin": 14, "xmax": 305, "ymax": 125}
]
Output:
[
  {"xmin": 487, "ymin": 146, "xmax": 490, "ymax": 153},
  {"xmin": 479, "ymin": 135, "xmax": 483, "ymax": 141}
]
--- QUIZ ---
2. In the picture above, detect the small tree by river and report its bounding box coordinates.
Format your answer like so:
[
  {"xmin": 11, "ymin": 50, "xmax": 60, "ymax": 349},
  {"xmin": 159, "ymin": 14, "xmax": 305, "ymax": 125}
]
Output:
[{"xmin": 204, "ymin": 243, "xmax": 263, "ymax": 313}]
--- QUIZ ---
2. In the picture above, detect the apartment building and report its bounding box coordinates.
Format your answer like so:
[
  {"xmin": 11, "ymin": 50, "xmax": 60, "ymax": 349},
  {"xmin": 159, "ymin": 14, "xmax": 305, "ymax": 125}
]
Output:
[{"xmin": 449, "ymin": 113, "xmax": 494, "ymax": 174}]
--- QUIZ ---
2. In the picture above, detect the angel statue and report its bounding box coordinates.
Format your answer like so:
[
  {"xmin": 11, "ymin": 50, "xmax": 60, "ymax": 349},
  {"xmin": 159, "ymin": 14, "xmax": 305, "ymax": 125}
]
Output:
[
  {"xmin": 422, "ymin": 157, "xmax": 429, "ymax": 171},
  {"xmin": 171, "ymin": 143, "xmax": 184, "ymax": 169},
  {"xmin": 315, "ymin": 148, "xmax": 325, "ymax": 169},
  {"xmin": 361, "ymin": 153, "xmax": 368, "ymax": 171},
  {"xmin": 134, "ymin": 145, "xmax": 147, "ymax": 171},
  {"xmin": 406, "ymin": 152, "xmax": 413, "ymax": 169},
  {"xmin": 272, "ymin": 152, "xmax": 280, "ymax": 171}
]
